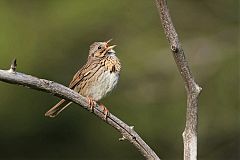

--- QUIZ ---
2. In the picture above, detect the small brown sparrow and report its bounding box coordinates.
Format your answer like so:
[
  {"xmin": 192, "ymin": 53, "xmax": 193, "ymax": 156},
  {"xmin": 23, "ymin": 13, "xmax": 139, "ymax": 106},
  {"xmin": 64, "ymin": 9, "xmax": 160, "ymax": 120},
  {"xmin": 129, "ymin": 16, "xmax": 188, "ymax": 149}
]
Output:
[{"xmin": 45, "ymin": 39, "xmax": 121, "ymax": 118}]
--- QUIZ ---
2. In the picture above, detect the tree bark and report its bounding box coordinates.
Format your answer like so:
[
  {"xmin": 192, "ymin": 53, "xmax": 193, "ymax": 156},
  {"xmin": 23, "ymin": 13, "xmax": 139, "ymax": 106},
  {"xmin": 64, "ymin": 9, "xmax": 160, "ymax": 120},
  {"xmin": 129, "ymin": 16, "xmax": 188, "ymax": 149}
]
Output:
[
  {"xmin": 155, "ymin": 0, "xmax": 202, "ymax": 160},
  {"xmin": 0, "ymin": 60, "xmax": 160, "ymax": 160}
]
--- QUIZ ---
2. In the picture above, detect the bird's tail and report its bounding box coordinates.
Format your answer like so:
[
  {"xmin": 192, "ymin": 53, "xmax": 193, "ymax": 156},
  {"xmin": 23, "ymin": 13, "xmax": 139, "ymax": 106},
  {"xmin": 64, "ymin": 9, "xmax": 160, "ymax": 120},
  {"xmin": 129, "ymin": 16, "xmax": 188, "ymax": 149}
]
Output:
[{"xmin": 45, "ymin": 99, "xmax": 72, "ymax": 118}]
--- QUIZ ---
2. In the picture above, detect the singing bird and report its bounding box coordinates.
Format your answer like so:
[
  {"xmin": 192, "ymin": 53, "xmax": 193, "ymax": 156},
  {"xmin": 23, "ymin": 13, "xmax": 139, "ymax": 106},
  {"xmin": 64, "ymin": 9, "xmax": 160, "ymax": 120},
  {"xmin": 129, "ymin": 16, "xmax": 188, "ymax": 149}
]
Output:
[{"xmin": 45, "ymin": 40, "xmax": 121, "ymax": 119}]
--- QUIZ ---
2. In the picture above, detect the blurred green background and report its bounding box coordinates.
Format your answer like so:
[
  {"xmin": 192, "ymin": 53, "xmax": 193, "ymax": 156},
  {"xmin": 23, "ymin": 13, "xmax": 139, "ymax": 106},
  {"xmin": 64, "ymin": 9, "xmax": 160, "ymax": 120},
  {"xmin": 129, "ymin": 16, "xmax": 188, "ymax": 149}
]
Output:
[{"xmin": 0, "ymin": 0, "xmax": 238, "ymax": 159}]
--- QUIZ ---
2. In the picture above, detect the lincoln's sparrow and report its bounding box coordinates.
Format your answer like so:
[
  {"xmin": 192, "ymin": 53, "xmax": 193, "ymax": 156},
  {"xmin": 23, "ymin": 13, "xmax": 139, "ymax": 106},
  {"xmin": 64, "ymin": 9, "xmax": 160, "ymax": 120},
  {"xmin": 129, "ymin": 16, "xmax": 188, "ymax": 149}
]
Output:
[{"xmin": 45, "ymin": 39, "xmax": 121, "ymax": 118}]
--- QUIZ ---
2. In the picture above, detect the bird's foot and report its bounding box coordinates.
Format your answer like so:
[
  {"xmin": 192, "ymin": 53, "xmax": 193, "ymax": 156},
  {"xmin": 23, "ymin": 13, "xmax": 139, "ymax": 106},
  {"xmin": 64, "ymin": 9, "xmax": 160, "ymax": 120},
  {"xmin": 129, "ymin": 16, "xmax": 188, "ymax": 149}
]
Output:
[
  {"xmin": 99, "ymin": 103, "xmax": 109, "ymax": 120},
  {"xmin": 87, "ymin": 96, "xmax": 96, "ymax": 112}
]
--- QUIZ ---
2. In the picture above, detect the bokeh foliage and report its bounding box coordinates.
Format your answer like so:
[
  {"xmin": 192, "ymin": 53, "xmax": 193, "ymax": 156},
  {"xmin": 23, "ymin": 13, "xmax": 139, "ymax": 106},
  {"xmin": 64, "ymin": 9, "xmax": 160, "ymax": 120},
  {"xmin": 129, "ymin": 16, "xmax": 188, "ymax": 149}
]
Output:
[{"xmin": 0, "ymin": 0, "xmax": 238, "ymax": 159}]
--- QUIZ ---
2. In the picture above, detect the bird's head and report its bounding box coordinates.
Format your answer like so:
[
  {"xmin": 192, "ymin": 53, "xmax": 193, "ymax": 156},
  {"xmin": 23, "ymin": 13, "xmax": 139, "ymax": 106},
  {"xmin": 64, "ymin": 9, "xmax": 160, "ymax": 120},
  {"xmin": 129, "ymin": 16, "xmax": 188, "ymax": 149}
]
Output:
[{"xmin": 89, "ymin": 39, "xmax": 116, "ymax": 58}]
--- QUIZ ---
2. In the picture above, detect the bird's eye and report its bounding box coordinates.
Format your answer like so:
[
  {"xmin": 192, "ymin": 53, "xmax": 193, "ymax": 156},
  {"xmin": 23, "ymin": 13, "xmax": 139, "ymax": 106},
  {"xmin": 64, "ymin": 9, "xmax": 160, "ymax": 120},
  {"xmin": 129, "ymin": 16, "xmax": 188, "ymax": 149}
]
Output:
[{"xmin": 98, "ymin": 46, "xmax": 102, "ymax": 49}]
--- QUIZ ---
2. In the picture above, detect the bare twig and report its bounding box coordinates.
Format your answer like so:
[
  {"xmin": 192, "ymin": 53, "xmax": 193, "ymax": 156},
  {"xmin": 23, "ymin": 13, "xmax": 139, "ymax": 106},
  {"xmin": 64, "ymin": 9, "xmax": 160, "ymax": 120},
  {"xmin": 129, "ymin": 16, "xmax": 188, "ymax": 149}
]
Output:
[
  {"xmin": 155, "ymin": 0, "xmax": 202, "ymax": 160},
  {"xmin": 9, "ymin": 58, "xmax": 17, "ymax": 72},
  {"xmin": 0, "ymin": 60, "xmax": 160, "ymax": 160}
]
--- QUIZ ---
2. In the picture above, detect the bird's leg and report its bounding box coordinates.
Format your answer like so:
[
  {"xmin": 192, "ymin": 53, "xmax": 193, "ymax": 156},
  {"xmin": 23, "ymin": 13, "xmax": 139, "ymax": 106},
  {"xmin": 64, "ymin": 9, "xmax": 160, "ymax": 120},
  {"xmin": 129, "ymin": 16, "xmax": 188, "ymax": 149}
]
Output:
[
  {"xmin": 99, "ymin": 103, "xmax": 109, "ymax": 120},
  {"xmin": 87, "ymin": 96, "xmax": 96, "ymax": 112}
]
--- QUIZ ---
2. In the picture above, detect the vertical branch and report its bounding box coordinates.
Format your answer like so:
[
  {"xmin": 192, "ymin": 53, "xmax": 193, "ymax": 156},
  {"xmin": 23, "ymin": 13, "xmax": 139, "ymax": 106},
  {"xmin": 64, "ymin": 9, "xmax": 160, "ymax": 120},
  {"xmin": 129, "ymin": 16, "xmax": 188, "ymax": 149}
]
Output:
[{"xmin": 155, "ymin": 0, "xmax": 202, "ymax": 160}]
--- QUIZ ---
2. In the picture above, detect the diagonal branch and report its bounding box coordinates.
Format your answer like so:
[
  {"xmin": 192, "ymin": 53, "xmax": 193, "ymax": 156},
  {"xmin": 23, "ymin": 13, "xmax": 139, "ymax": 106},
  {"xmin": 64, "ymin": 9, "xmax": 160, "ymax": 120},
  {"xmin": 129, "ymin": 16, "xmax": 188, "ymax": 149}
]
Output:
[
  {"xmin": 155, "ymin": 0, "xmax": 202, "ymax": 160},
  {"xmin": 0, "ymin": 60, "xmax": 160, "ymax": 160}
]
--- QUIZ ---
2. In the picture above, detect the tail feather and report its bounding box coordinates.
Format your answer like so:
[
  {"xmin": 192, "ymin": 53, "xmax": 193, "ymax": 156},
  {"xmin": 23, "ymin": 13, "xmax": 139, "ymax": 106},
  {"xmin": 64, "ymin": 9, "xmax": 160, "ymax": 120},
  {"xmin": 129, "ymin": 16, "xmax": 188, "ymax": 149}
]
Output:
[{"xmin": 45, "ymin": 99, "xmax": 72, "ymax": 118}]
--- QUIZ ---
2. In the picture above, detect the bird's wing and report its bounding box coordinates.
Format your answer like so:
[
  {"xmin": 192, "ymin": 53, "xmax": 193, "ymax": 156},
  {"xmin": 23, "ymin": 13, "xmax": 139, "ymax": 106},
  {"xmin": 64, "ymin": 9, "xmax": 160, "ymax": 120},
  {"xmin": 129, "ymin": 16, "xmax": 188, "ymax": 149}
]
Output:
[{"xmin": 68, "ymin": 59, "xmax": 100, "ymax": 89}]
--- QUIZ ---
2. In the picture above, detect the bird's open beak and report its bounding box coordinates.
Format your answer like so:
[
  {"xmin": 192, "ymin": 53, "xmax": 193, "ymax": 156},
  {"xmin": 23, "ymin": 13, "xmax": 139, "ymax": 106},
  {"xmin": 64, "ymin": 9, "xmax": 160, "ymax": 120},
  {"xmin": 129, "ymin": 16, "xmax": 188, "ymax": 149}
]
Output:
[{"xmin": 105, "ymin": 39, "xmax": 116, "ymax": 52}]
